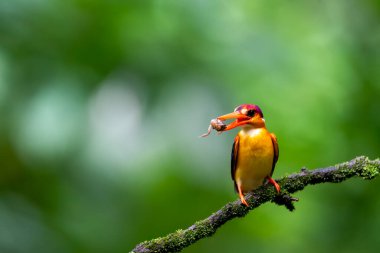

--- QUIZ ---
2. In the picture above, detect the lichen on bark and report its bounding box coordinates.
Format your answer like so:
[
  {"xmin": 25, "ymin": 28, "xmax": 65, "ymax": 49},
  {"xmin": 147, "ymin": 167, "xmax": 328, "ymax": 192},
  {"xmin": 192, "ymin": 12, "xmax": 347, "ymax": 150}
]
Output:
[{"xmin": 131, "ymin": 156, "xmax": 380, "ymax": 253}]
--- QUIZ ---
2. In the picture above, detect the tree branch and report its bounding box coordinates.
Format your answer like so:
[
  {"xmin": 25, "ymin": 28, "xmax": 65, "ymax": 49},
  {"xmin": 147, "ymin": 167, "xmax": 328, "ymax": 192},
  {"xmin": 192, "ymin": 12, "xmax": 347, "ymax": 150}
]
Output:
[{"xmin": 131, "ymin": 156, "xmax": 379, "ymax": 253}]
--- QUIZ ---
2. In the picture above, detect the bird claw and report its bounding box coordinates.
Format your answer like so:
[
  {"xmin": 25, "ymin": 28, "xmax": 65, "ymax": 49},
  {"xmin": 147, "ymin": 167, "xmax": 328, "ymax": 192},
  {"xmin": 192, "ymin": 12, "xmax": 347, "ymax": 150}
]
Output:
[
  {"xmin": 240, "ymin": 197, "xmax": 249, "ymax": 207},
  {"xmin": 266, "ymin": 177, "xmax": 281, "ymax": 193}
]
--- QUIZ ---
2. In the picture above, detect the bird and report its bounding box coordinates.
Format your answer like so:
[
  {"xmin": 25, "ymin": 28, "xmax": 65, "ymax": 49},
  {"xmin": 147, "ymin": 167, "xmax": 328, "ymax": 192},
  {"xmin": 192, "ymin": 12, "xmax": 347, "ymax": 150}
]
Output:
[{"xmin": 215, "ymin": 104, "xmax": 280, "ymax": 206}]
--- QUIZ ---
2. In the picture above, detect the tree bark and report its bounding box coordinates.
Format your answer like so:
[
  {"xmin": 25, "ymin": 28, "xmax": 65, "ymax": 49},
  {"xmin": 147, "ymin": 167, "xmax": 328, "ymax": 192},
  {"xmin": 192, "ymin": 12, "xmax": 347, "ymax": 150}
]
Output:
[{"xmin": 131, "ymin": 156, "xmax": 379, "ymax": 253}]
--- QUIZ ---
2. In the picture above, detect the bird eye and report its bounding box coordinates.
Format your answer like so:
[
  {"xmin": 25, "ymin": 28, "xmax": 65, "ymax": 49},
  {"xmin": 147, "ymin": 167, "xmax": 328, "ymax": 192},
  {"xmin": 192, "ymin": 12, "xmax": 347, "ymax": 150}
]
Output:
[{"xmin": 246, "ymin": 109, "xmax": 255, "ymax": 117}]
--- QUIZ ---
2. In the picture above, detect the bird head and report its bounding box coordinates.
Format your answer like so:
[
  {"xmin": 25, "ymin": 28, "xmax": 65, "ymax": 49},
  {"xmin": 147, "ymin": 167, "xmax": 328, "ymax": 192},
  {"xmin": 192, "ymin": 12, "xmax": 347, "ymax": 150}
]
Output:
[{"xmin": 216, "ymin": 104, "xmax": 265, "ymax": 131}]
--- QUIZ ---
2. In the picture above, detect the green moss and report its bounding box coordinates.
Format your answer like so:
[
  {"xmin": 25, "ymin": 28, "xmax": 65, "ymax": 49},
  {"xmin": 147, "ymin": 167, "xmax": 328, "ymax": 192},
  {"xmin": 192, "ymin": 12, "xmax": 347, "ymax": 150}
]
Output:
[
  {"xmin": 132, "ymin": 156, "xmax": 380, "ymax": 253},
  {"xmin": 361, "ymin": 160, "xmax": 380, "ymax": 180}
]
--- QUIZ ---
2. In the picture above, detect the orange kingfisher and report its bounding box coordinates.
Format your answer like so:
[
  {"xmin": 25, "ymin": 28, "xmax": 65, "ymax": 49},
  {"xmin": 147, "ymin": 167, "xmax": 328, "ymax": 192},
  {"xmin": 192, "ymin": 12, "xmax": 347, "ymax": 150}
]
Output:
[{"xmin": 210, "ymin": 104, "xmax": 280, "ymax": 206}]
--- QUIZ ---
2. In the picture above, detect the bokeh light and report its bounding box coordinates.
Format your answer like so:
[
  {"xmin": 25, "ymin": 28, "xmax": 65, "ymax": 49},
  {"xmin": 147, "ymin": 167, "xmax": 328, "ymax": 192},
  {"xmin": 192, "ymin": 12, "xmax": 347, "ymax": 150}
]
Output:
[{"xmin": 0, "ymin": 1, "xmax": 379, "ymax": 253}]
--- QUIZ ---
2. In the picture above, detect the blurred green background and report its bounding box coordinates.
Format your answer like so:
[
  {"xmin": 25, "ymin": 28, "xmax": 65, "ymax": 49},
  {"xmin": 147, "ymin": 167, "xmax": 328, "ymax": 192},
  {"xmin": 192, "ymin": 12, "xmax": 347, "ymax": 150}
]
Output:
[{"xmin": 0, "ymin": 0, "xmax": 379, "ymax": 252}]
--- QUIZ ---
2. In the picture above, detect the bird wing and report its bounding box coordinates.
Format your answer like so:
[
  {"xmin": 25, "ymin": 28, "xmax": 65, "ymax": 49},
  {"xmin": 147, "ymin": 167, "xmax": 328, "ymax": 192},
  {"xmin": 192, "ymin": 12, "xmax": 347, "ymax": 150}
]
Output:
[
  {"xmin": 270, "ymin": 133, "xmax": 279, "ymax": 176},
  {"xmin": 231, "ymin": 135, "xmax": 240, "ymax": 192}
]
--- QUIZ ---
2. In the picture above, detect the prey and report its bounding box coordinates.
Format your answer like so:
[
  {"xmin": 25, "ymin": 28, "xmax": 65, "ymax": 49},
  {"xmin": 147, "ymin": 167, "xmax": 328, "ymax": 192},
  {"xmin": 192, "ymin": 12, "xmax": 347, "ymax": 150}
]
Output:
[{"xmin": 200, "ymin": 118, "xmax": 227, "ymax": 137}]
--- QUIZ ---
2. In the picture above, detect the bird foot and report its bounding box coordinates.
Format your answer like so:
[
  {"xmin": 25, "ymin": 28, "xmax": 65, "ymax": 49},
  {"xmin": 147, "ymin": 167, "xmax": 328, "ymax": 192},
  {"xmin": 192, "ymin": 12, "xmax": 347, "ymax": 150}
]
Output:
[
  {"xmin": 240, "ymin": 196, "xmax": 249, "ymax": 207},
  {"xmin": 267, "ymin": 177, "xmax": 281, "ymax": 193},
  {"xmin": 239, "ymin": 192, "xmax": 249, "ymax": 207}
]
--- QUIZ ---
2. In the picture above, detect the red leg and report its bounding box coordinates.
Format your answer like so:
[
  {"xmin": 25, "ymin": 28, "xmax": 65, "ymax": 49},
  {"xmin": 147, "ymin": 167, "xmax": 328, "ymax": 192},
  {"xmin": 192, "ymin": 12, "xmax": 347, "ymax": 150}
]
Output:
[
  {"xmin": 267, "ymin": 177, "xmax": 281, "ymax": 193},
  {"xmin": 237, "ymin": 185, "xmax": 249, "ymax": 207}
]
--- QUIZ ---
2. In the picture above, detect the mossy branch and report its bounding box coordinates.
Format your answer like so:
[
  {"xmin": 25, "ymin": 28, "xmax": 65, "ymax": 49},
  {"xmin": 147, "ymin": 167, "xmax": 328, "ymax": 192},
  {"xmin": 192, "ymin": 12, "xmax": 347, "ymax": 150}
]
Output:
[{"xmin": 131, "ymin": 156, "xmax": 379, "ymax": 253}]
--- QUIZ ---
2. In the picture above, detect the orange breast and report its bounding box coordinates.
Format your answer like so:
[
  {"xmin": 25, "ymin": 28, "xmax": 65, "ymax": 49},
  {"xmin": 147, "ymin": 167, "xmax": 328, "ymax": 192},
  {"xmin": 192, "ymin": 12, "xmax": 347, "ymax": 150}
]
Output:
[{"xmin": 235, "ymin": 127, "xmax": 274, "ymax": 193}]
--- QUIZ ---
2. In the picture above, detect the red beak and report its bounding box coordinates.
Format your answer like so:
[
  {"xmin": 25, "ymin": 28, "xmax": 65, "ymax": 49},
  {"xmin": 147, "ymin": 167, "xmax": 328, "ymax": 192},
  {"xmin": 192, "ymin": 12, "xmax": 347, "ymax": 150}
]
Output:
[{"xmin": 217, "ymin": 112, "xmax": 251, "ymax": 131}]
